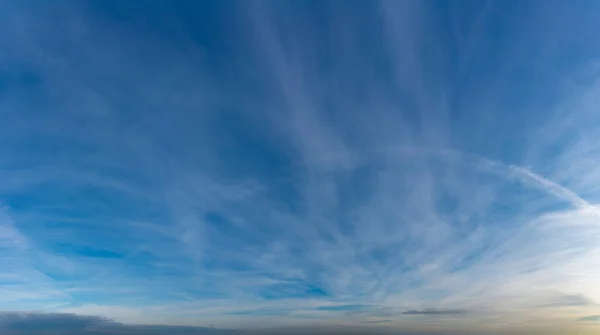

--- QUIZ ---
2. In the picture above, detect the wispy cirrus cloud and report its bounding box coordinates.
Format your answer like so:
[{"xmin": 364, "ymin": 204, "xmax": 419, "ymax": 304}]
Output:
[{"xmin": 1, "ymin": 0, "xmax": 600, "ymax": 334}]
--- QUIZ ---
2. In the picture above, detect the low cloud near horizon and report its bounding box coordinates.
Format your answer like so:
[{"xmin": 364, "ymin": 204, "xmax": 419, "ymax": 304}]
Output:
[
  {"xmin": 402, "ymin": 309, "xmax": 467, "ymax": 316},
  {"xmin": 0, "ymin": 312, "xmax": 233, "ymax": 335}
]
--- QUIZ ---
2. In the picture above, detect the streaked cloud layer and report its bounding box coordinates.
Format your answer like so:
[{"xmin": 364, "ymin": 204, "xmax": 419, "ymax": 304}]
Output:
[
  {"xmin": 1, "ymin": 0, "xmax": 600, "ymax": 334},
  {"xmin": 0, "ymin": 312, "xmax": 233, "ymax": 335}
]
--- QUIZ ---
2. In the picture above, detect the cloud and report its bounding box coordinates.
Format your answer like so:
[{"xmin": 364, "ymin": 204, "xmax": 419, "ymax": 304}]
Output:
[
  {"xmin": 0, "ymin": 312, "xmax": 234, "ymax": 335},
  {"xmin": 315, "ymin": 305, "xmax": 371, "ymax": 312},
  {"xmin": 579, "ymin": 315, "xmax": 600, "ymax": 322},
  {"xmin": 402, "ymin": 309, "xmax": 467, "ymax": 316},
  {"xmin": 537, "ymin": 294, "xmax": 596, "ymax": 308},
  {"xmin": 361, "ymin": 320, "xmax": 392, "ymax": 324}
]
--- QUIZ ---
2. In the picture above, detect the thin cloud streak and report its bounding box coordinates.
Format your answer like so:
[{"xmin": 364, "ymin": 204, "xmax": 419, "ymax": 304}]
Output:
[
  {"xmin": 0, "ymin": 312, "xmax": 234, "ymax": 335},
  {"xmin": 402, "ymin": 309, "xmax": 468, "ymax": 316},
  {"xmin": 579, "ymin": 315, "xmax": 600, "ymax": 322}
]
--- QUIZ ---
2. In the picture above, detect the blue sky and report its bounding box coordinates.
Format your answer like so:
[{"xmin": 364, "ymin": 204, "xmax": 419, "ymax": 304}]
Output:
[{"xmin": 1, "ymin": 0, "xmax": 600, "ymax": 334}]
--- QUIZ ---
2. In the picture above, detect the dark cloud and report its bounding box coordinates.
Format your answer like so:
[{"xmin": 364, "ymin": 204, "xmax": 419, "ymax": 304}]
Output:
[
  {"xmin": 361, "ymin": 320, "xmax": 392, "ymax": 324},
  {"xmin": 579, "ymin": 315, "xmax": 600, "ymax": 322},
  {"xmin": 0, "ymin": 312, "xmax": 235, "ymax": 335},
  {"xmin": 402, "ymin": 309, "xmax": 467, "ymax": 316}
]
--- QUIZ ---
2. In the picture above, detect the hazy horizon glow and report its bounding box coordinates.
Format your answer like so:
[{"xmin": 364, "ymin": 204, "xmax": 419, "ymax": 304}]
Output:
[{"xmin": 1, "ymin": 1, "xmax": 600, "ymax": 334}]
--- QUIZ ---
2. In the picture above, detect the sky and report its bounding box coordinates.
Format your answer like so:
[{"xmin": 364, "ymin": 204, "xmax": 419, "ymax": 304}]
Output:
[{"xmin": 1, "ymin": 0, "xmax": 600, "ymax": 334}]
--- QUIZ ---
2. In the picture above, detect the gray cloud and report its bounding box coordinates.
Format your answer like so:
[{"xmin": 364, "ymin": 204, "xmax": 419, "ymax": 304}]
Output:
[
  {"xmin": 361, "ymin": 320, "xmax": 392, "ymax": 324},
  {"xmin": 402, "ymin": 309, "xmax": 467, "ymax": 316},
  {"xmin": 579, "ymin": 315, "xmax": 600, "ymax": 322},
  {"xmin": 537, "ymin": 294, "xmax": 596, "ymax": 308},
  {"xmin": 0, "ymin": 312, "xmax": 234, "ymax": 335}
]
